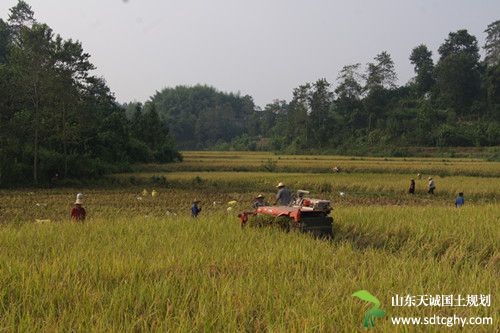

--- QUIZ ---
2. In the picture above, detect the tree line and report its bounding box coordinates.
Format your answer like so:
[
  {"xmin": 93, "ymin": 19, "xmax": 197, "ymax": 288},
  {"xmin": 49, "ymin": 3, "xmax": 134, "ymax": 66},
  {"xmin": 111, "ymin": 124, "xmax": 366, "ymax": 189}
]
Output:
[
  {"xmin": 0, "ymin": 1, "xmax": 181, "ymax": 187},
  {"xmin": 1, "ymin": 1, "xmax": 499, "ymax": 187},
  {"xmin": 138, "ymin": 21, "xmax": 499, "ymax": 154}
]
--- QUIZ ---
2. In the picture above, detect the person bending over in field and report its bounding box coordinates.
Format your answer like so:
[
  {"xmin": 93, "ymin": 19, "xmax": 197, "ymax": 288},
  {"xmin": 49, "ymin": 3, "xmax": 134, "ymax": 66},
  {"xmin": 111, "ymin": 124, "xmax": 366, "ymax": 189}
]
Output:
[
  {"xmin": 71, "ymin": 193, "xmax": 86, "ymax": 222},
  {"xmin": 274, "ymin": 182, "xmax": 292, "ymax": 206},
  {"xmin": 252, "ymin": 194, "xmax": 269, "ymax": 209},
  {"xmin": 455, "ymin": 192, "xmax": 465, "ymax": 208},
  {"xmin": 191, "ymin": 199, "xmax": 201, "ymax": 217},
  {"xmin": 408, "ymin": 178, "xmax": 415, "ymax": 194},
  {"xmin": 427, "ymin": 177, "xmax": 436, "ymax": 194}
]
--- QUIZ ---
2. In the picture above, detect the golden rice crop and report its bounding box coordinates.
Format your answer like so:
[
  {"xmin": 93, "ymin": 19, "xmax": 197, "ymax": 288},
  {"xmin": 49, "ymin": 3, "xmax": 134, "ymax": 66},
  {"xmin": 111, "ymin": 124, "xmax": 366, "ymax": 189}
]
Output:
[
  {"xmin": 116, "ymin": 171, "xmax": 500, "ymax": 199},
  {"xmin": 0, "ymin": 151, "xmax": 498, "ymax": 332},
  {"xmin": 0, "ymin": 206, "xmax": 497, "ymax": 332},
  {"xmin": 134, "ymin": 151, "xmax": 500, "ymax": 177}
]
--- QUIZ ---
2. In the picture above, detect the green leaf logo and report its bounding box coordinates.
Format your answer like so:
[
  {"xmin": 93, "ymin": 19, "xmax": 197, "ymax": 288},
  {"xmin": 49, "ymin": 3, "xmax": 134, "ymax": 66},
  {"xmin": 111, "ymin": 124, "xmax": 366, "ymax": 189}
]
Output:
[{"xmin": 352, "ymin": 290, "xmax": 386, "ymax": 328}]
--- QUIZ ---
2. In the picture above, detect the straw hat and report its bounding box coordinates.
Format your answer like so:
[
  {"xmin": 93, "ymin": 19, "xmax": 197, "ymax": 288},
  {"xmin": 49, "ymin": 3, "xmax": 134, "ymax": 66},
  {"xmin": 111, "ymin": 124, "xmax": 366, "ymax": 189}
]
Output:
[
  {"xmin": 276, "ymin": 182, "xmax": 285, "ymax": 188},
  {"xmin": 256, "ymin": 194, "xmax": 265, "ymax": 199},
  {"xmin": 75, "ymin": 193, "xmax": 83, "ymax": 205},
  {"xmin": 192, "ymin": 199, "xmax": 200, "ymax": 203},
  {"xmin": 428, "ymin": 177, "xmax": 433, "ymax": 180}
]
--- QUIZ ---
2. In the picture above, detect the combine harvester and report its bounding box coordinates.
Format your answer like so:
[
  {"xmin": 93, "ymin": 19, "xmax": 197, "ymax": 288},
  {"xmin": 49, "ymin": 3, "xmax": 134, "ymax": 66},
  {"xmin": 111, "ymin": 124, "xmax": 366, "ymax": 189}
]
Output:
[{"xmin": 239, "ymin": 190, "xmax": 333, "ymax": 237}]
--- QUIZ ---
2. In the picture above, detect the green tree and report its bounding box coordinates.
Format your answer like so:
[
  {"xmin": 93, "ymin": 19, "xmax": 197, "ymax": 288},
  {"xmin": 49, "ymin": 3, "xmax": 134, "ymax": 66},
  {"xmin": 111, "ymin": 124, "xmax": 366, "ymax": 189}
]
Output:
[
  {"xmin": 0, "ymin": 1, "xmax": 181, "ymax": 186},
  {"xmin": 150, "ymin": 85, "xmax": 255, "ymax": 148},
  {"xmin": 9, "ymin": 23, "xmax": 57, "ymax": 184},
  {"xmin": 365, "ymin": 51, "xmax": 397, "ymax": 92},
  {"xmin": 335, "ymin": 63, "xmax": 363, "ymax": 100},
  {"xmin": 308, "ymin": 78, "xmax": 333, "ymax": 146},
  {"xmin": 484, "ymin": 20, "xmax": 500, "ymax": 66},
  {"xmin": 435, "ymin": 30, "xmax": 481, "ymax": 115},
  {"xmin": 484, "ymin": 65, "xmax": 500, "ymax": 120},
  {"xmin": 335, "ymin": 63, "xmax": 365, "ymax": 128},
  {"xmin": 484, "ymin": 20, "xmax": 500, "ymax": 120},
  {"xmin": 409, "ymin": 44, "xmax": 435, "ymax": 96},
  {"xmin": 286, "ymin": 84, "xmax": 310, "ymax": 149},
  {"xmin": 0, "ymin": 19, "xmax": 10, "ymax": 63},
  {"xmin": 7, "ymin": 0, "xmax": 34, "ymax": 39},
  {"xmin": 364, "ymin": 52, "xmax": 397, "ymax": 130}
]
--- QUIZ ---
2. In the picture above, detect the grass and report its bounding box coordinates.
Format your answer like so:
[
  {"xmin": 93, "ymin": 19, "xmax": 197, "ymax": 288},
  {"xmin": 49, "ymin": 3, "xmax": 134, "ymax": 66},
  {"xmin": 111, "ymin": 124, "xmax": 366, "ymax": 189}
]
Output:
[{"xmin": 0, "ymin": 151, "xmax": 498, "ymax": 332}]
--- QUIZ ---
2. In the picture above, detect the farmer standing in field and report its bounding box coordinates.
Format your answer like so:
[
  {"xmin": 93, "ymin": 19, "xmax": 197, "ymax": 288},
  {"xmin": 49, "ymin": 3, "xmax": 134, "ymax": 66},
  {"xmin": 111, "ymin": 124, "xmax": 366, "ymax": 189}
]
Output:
[
  {"xmin": 409, "ymin": 178, "xmax": 416, "ymax": 194},
  {"xmin": 191, "ymin": 199, "xmax": 202, "ymax": 217},
  {"xmin": 274, "ymin": 182, "xmax": 292, "ymax": 206},
  {"xmin": 428, "ymin": 177, "xmax": 436, "ymax": 194},
  {"xmin": 455, "ymin": 192, "xmax": 465, "ymax": 208},
  {"xmin": 71, "ymin": 193, "xmax": 86, "ymax": 221}
]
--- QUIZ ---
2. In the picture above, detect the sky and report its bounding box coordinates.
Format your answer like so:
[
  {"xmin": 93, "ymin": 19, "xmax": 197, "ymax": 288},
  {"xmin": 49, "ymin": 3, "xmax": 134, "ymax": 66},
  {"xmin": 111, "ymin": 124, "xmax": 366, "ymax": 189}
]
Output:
[{"xmin": 2, "ymin": 0, "xmax": 499, "ymax": 107}]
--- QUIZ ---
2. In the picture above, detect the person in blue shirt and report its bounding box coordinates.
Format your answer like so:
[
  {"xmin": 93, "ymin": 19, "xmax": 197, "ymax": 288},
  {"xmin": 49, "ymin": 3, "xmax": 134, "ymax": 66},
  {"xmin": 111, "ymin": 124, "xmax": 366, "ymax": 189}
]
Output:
[
  {"xmin": 191, "ymin": 199, "xmax": 202, "ymax": 217},
  {"xmin": 455, "ymin": 192, "xmax": 465, "ymax": 208}
]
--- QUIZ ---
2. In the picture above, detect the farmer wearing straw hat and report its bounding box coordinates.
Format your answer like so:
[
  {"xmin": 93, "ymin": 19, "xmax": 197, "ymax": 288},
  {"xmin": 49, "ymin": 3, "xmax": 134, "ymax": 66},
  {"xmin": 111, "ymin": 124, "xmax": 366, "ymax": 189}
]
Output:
[
  {"xmin": 252, "ymin": 194, "xmax": 269, "ymax": 209},
  {"xmin": 428, "ymin": 177, "xmax": 436, "ymax": 194},
  {"xmin": 71, "ymin": 193, "xmax": 86, "ymax": 221},
  {"xmin": 274, "ymin": 182, "xmax": 292, "ymax": 206},
  {"xmin": 191, "ymin": 199, "xmax": 202, "ymax": 217}
]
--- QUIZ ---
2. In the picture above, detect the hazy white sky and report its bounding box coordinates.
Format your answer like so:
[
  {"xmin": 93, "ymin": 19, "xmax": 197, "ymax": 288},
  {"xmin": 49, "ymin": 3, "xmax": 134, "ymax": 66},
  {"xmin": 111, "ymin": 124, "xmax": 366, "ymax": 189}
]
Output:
[{"xmin": 2, "ymin": 0, "xmax": 499, "ymax": 106}]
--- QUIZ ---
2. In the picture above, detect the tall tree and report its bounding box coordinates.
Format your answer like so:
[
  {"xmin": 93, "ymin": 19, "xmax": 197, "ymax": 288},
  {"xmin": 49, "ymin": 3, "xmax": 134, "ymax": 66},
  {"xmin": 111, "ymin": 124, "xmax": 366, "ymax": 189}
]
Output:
[
  {"xmin": 484, "ymin": 20, "xmax": 500, "ymax": 119},
  {"xmin": 335, "ymin": 63, "xmax": 363, "ymax": 101},
  {"xmin": 0, "ymin": 19, "xmax": 10, "ymax": 63},
  {"xmin": 409, "ymin": 44, "xmax": 435, "ymax": 96},
  {"xmin": 484, "ymin": 20, "xmax": 500, "ymax": 66},
  {"xmin": 308, "ymin": 79, "xmax": 333, "ymax": 146},
  {"xmin": 334, "ymin": 63, "xmax": 365, "ymax": 129},
  {"xmin": 435, "ymin": 29, "xmax": 481, "ymax": 115},
  {"xmin": 53, "ymin": 36, "xmax": 95, "ymax": 176},
  {"xmin": 438, "ymin": 29, "xmax": 480, "ymax": 61},
  {"xmin": 364, "ymin": 52, "xmax": 397, "ymax": 130},
  {"xmin": 286, "ymin": 84, "xmax": 310, "ymax": 148},
  {"xmin": 9, "ymin": 23, "xmax": 56, "ymax": 184},
  {"xmin": 365, "ymin": 51, "xmax": 397, "ymax": 92},
  {"xmin": 7, "ymin": 0, "xmax": 34, "ymax": 40}
]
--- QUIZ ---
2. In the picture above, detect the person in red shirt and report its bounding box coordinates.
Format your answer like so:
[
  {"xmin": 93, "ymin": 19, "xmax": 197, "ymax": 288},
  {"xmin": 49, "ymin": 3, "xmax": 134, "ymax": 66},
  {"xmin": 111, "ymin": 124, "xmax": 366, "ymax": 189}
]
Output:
[{"xmin": 71, "ymin": 193, "xmax": 86, "ymax": 221}]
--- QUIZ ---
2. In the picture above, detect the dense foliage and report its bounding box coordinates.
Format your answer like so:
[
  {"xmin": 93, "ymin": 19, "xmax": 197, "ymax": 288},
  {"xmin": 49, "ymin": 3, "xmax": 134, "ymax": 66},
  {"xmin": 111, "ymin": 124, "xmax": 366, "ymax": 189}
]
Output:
[
  {"xmin": 0, "ymin": 2, "xmax": 181, "ymax": 186},
  {"xmin": 138, "ymin": 23, "xmax": 500, "ymax": 154}
]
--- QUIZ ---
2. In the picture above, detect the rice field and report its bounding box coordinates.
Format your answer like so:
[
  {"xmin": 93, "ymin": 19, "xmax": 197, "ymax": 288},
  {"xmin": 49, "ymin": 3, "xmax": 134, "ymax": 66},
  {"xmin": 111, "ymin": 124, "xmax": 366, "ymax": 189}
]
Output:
[
  {"xmin": 0, "ymin": 151, "xmax": 498, "ymax": 332},
  {"xmin": 135, "ymin": 151, "xmax": 500, "ymax": 177}
]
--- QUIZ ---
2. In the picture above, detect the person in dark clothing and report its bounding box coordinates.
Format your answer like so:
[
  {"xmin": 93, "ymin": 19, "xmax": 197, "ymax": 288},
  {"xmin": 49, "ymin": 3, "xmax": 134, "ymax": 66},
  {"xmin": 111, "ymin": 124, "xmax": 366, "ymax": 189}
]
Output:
[
  {"xmin": 191, "ymin": 199, "xmax": 201, "ymax": 217},
  {"xmin": 71, "ymin": 193, "xmax": 86, "ymax": 222},
  {"xmin": 408, "ymin": 179, "xmax": 415, "ymax": 194}
]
